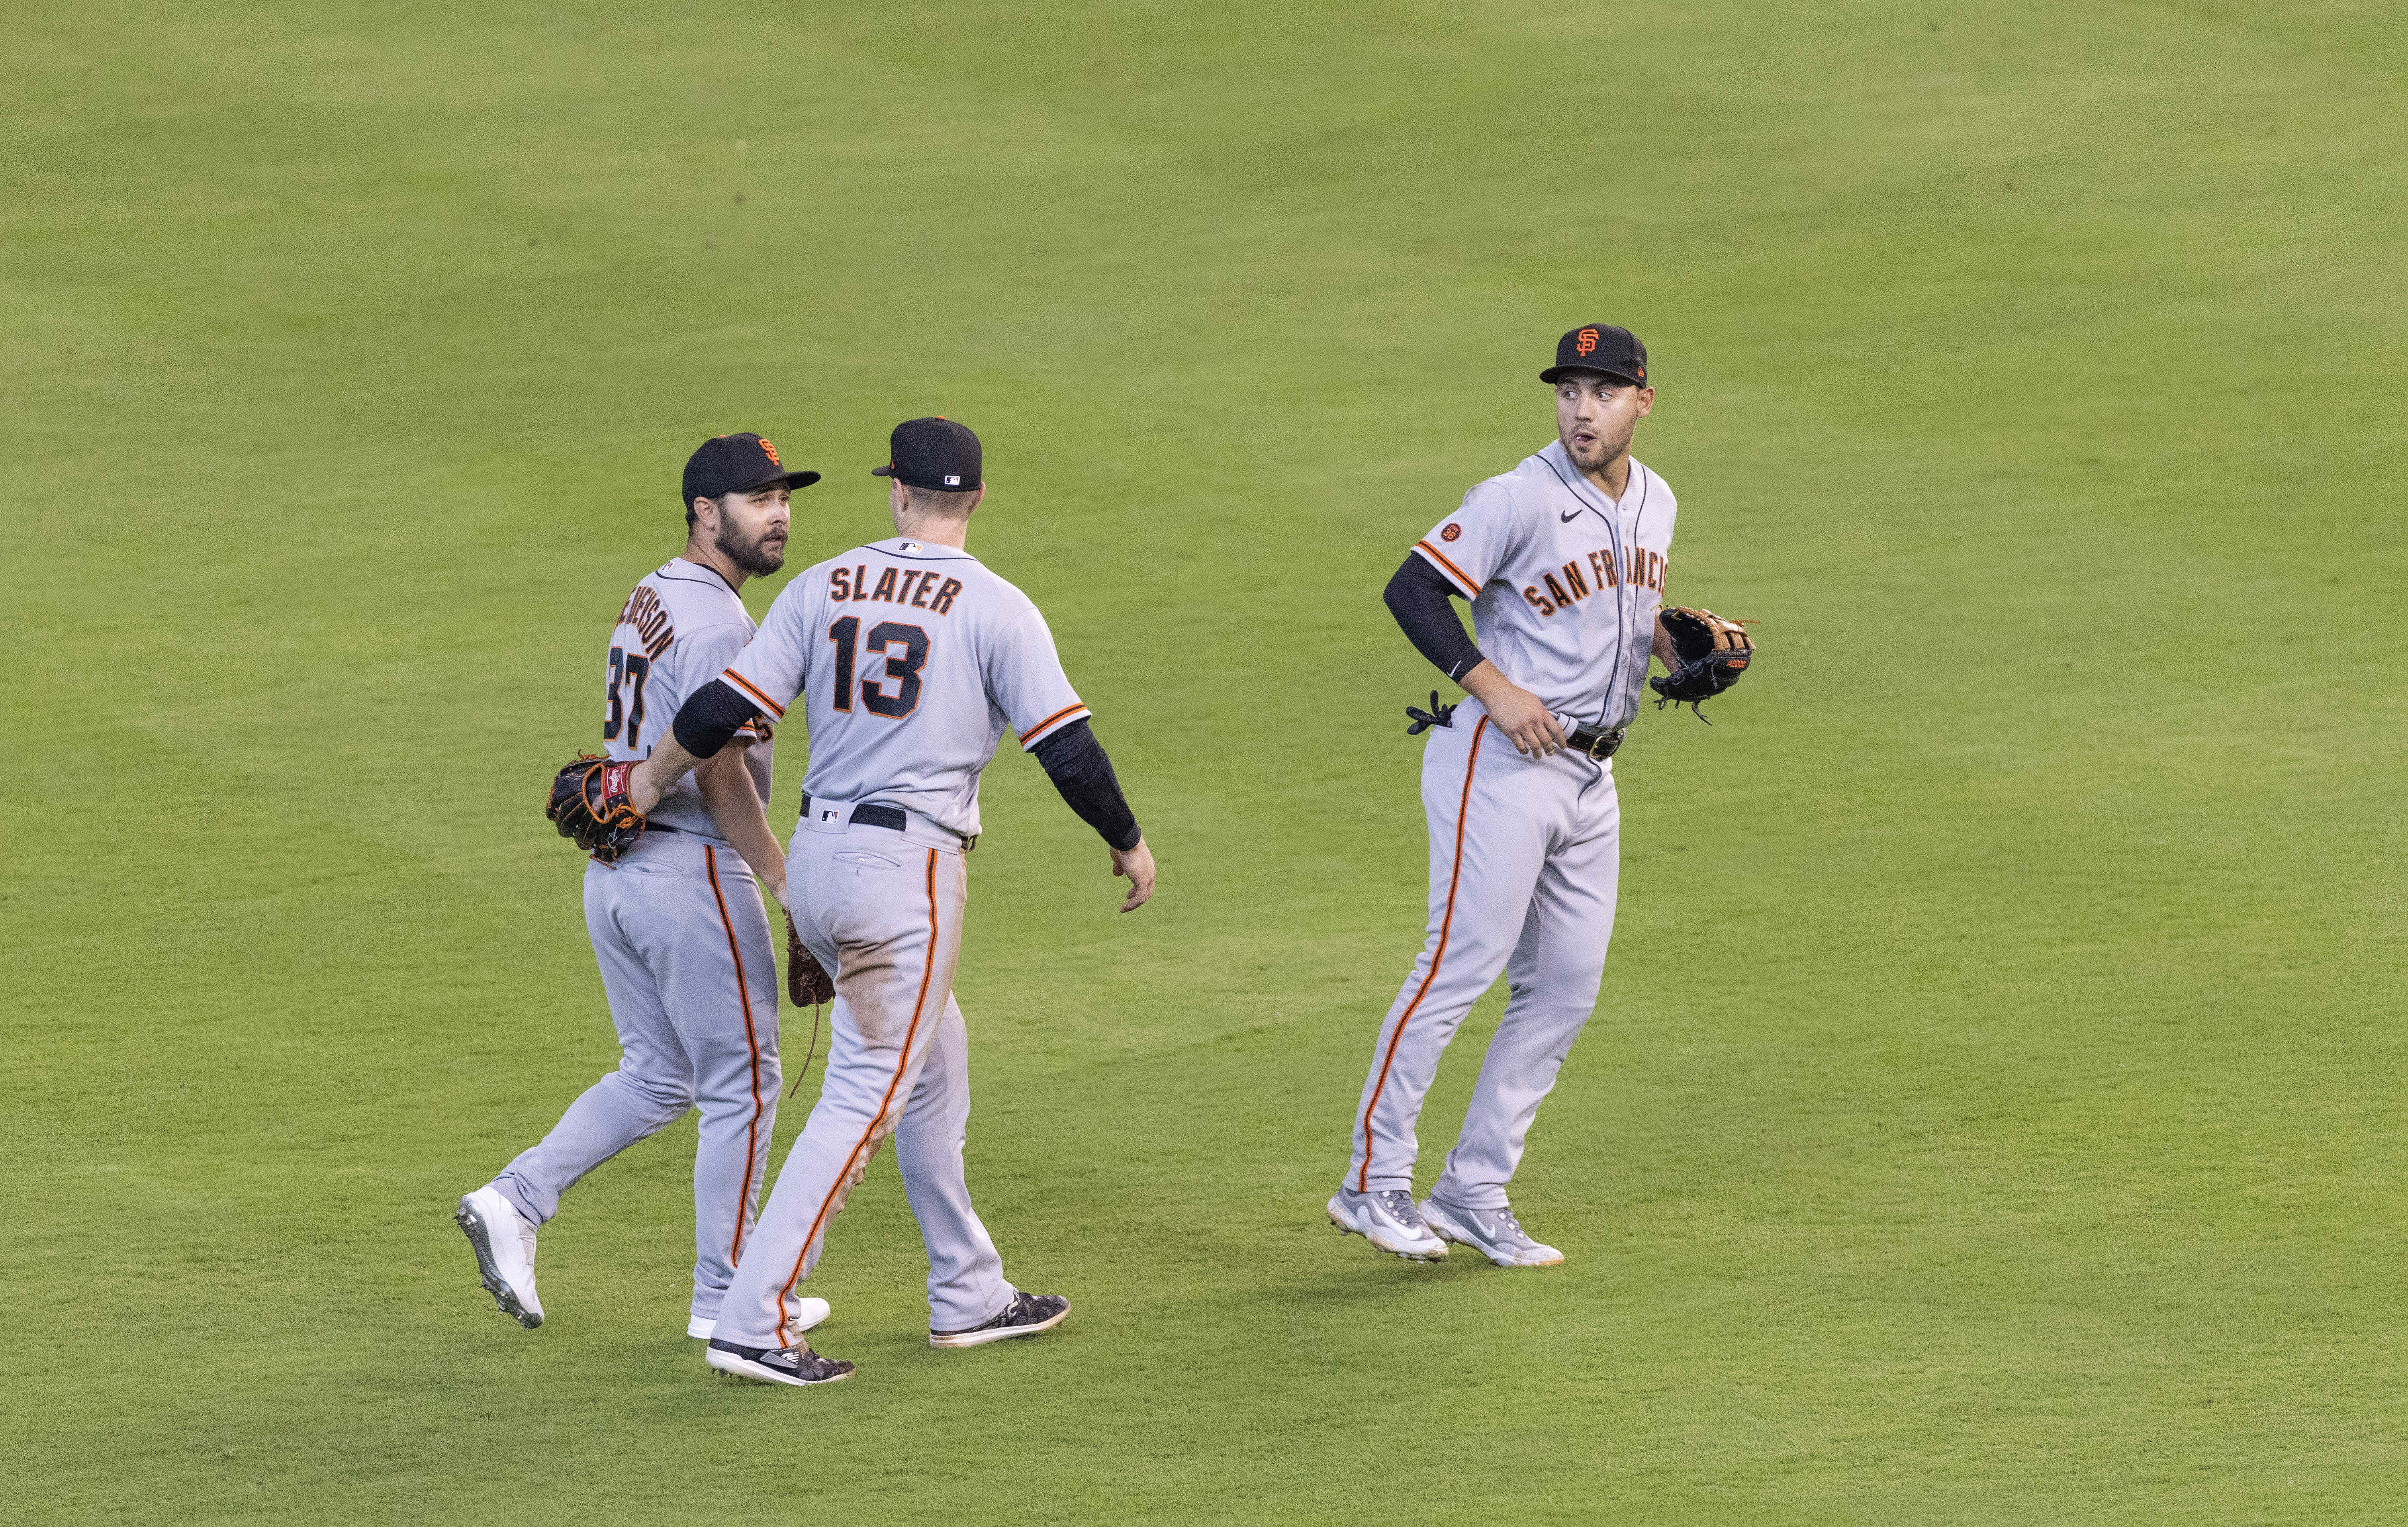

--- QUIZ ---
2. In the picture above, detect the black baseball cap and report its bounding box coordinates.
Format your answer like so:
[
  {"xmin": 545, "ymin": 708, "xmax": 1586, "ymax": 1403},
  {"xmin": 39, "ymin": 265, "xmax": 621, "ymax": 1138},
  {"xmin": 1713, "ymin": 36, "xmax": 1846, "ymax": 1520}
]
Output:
[
  {"xmin": 1540, "ymin": 323, "xmax": 1648, "ymax": 388},
  {"xmin": 871, "ymin": 417, "xmax": 982, "ymax": 492},
  {"xmin": 681, "ymin": 432, "xmax": 820, "ymax": 509}
]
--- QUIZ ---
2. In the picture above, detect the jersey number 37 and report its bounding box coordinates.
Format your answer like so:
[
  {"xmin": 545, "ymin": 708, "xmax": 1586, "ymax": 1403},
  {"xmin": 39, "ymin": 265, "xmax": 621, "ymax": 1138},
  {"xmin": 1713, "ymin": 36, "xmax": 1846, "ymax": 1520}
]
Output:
[
  {"xmin": 828, "ymin": 617, "xmax": 927, "ymax": 718},
  {"xmin": 604, "ymin": 647, "xmax": 651, "ymax": 749}
]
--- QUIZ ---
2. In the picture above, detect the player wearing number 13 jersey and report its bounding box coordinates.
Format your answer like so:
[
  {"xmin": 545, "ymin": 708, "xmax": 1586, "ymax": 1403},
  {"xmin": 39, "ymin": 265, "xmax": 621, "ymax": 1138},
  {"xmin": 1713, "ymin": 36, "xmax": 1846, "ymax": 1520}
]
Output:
[
  {"xmin": 718, "ymin": 514, "xmax": 1090, "ymax": 843},
  {"xmin": 630, "ymin": 416, "xmax": 1157, "ymax": 1386}
]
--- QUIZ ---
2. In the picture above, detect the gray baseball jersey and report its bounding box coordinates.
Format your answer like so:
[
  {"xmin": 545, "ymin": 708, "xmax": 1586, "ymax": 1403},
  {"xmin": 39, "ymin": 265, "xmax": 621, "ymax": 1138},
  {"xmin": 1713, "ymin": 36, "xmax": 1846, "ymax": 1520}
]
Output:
[
  {"xmin": 485, "ymin": 555, "xmax": 783, "ymax": 1333},
  {"xmin": 1345, "ymin": 440, "xmax": 1678, "ymax": 1220},
  {"xmin": 603, "ymin": 558, "xmax": 773, "ymax": 839},
  {"xmin": 718, "ymin": 538, "xmax": 1087, "ymax": 837},
  {"xmin": 709, "ymin": 536, "xmax": 1094, "ymax": 1348},
  {"xmin": 1410, "ymin": 439, "xmax": 1677, "ymax": 732}
]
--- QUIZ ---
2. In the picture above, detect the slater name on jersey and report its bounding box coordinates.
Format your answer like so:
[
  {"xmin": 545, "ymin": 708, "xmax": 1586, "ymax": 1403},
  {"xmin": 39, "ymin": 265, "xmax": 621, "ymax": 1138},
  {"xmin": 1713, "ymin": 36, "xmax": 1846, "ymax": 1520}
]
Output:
[{"xmin": 828, "ymin": 563, "xmax": 966, "ymax": 616}]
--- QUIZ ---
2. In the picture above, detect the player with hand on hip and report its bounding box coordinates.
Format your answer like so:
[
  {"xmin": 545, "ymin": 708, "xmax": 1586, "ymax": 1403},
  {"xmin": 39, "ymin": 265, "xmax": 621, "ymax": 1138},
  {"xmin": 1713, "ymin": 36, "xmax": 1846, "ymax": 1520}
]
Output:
[
  {"xmin": 1330, "ymin": 325, "xmax": 1680, "ymax": 1267},
  {"xmin": 628, "ymin": 417, "xmax": 1156, "ymax": 1386},
  {"xmin": 455, "ymin": 433, "xmax": 834, "ymax": 1341}
]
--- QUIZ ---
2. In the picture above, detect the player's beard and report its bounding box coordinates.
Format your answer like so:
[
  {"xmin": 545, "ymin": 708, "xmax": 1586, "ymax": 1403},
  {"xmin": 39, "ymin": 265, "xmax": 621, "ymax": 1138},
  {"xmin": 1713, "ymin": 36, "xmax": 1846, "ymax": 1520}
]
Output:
[
  {"xmin": 719, "ymin": 522, "xmax": 786, "ymax": 578},
  {"xmin": 1563, "ymin": 421, "xmax": 1632, "ymax": 476}
]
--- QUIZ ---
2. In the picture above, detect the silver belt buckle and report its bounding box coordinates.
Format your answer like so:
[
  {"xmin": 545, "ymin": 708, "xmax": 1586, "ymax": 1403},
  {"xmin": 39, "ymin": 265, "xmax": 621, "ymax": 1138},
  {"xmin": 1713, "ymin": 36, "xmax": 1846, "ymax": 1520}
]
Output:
[{"xmin": 1584, "ymin": 727, "xmax": 1625, "ymax": 760}]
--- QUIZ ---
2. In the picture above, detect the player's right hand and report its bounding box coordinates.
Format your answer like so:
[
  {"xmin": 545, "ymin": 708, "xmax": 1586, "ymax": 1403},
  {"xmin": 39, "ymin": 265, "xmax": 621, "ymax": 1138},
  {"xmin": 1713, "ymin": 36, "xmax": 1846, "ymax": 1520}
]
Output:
[
  {"xmin": 1482, "ymin": 684, "xmax": 1566, "ymax": 757},
  {"xmin": 1110, "ymin": 838, "xmax": 1156, "ymax": 913}
]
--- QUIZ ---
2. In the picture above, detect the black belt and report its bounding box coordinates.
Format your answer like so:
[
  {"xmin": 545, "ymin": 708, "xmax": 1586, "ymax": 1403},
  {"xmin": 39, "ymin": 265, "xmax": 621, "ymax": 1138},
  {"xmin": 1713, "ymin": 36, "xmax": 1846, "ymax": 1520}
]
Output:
[
  {"xmin": 642, "ymin": 822, "xmax": 731, "ymax": 841},
  {"xmin": 1566, "ymin": 722, "xmax": 1626, "ymax": 760},
  {"xmin": 799, "ymin": 793, "xmax": 907, "ymax": 832}
]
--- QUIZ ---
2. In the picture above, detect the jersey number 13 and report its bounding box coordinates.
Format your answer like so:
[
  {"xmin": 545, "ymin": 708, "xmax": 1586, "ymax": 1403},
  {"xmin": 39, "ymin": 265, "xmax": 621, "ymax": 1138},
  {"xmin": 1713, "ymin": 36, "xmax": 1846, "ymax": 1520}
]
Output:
[{"xmin": 828, "ymin": 617, "xmax": 928, "ymax": 718}]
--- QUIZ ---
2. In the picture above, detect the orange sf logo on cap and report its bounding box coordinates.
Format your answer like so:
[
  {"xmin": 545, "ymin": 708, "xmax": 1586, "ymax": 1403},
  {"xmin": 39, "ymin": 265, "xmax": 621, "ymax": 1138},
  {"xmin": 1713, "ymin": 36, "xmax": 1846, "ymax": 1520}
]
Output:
[
  {"xmin": 759, "ymin": 438, "xmax": 782, "ymax": 466},
  {"xmin": 1575, "ymin": 328, "xmax": 1599, "ymax": 356}
]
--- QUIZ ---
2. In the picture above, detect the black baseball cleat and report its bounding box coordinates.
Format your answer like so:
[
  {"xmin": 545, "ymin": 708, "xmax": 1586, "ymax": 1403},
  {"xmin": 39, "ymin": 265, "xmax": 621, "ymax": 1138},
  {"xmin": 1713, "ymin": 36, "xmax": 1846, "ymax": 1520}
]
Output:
[
  {"xmin": 930, "ymin": 1290, "xmax": 1070, "ymax": 1349},
  {"xmin": 705, "ymin": 1337, "xmax": 854, "ymax": 1386}
]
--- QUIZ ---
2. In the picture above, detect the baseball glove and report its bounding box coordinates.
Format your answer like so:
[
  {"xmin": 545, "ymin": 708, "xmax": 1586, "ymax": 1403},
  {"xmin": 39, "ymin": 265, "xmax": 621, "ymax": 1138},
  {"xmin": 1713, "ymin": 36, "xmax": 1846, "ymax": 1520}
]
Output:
[
  {"xmin": 545, "ymin": 754, "xmax": 647, "ymax": 863},
  {"xmin": 1649, "ymin": 607, "xmax": 1754, "ymax": 721},
  {"xmin": 785, "ymin": 912, "xmax": 834, "ymax": 1007}
]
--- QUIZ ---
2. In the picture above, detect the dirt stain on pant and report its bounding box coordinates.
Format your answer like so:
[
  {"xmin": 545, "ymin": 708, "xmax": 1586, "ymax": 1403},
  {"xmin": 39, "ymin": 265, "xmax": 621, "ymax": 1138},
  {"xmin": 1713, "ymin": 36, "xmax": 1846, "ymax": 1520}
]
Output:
[{"xmin": 834, "ymin": 942, "xmax": 903, "ymax": 1045}]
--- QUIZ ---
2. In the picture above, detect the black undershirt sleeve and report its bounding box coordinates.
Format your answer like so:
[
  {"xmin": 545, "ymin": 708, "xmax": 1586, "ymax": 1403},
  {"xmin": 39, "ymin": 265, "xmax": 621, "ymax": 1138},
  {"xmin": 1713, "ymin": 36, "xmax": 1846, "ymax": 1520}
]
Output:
[
  {"xmin": 670, "ymin": 678, "xmax": 762, "ymax": 761},
  {"xmin": 1031, "ymin": 719, "xmax": 1142, "ymax": 852},
  {"xmin": 1385, "ymin": 554, "xmax": 1485, "ymax": 683}
]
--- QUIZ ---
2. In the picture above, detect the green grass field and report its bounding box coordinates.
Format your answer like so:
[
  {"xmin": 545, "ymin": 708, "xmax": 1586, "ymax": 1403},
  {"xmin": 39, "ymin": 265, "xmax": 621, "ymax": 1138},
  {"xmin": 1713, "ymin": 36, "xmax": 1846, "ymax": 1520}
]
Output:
[{"xmin": 7, "ymin": 1, "xmax": 2404, "ymax": 1520}]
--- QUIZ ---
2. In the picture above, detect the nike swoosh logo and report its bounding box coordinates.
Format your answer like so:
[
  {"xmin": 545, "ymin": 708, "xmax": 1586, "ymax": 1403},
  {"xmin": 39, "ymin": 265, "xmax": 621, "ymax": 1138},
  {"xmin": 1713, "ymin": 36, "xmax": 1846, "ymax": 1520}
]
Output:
[{"xmin": 1560, "ymin": 508, "xmax": 1582, "ymax": 522}]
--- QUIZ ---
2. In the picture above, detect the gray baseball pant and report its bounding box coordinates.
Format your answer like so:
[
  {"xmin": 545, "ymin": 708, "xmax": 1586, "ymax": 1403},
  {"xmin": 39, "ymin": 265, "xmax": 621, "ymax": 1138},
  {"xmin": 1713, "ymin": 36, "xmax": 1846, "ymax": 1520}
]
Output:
[
  {"xmin": 1347, "ymin": 711, "xmax": 1621, "ymax": 1210},
  {"xmin": 489, "ymin": 830, "xmax": 781, "ymax": 1324},
  {"xmin": 716, "ymin": 806, "xmax": 1013, "ymax": 1350}
]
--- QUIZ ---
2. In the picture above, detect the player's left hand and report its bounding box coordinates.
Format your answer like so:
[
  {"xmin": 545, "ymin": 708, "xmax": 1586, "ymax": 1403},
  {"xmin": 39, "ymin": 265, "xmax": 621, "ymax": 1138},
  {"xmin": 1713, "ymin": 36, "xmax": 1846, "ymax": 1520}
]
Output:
[
  {"xmin": 1110, "ymin": 837, "xmax": 1156, "ymax": 913},
  {"xmin": 546, "ymin": 754, "xmax": 647, "ymax": 863},
  {"xmin": 626, "ymin": 757, "xmax": 666, "ymax": 816},
  {"xmin": 1648, "ymin": 606, "xmax": 1754, "ymax": 721}
]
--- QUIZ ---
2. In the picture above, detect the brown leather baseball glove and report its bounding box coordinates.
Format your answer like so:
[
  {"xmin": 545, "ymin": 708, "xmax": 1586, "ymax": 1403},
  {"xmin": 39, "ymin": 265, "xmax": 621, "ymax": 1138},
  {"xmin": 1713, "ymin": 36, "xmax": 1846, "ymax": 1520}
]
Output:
[
  {"xmin": 785, "ymin": 912, "xmax": 834, "ymax": 1007},
  {"xmin": 545, "ymin": 754, "xmax": 647, "ymax": 863},
  {"xmin": 1649, "ymin": 607, "xmax": 1755, "ymax": 721}
]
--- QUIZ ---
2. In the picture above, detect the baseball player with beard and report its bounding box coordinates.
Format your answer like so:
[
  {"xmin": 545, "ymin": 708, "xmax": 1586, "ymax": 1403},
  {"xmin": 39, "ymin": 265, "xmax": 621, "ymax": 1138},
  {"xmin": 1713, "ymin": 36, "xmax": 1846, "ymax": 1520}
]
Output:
[
  {"xmin": 456, "ymin": 433, "xmax": 835, "ymax": 1342},
  {"xmin": 1329, "ymin": 325, "xmax": 1680, "ymax": 1267},
  {"xmin": 624, "ymin": 417, "xmax": 1155, "ymax": 1387}
]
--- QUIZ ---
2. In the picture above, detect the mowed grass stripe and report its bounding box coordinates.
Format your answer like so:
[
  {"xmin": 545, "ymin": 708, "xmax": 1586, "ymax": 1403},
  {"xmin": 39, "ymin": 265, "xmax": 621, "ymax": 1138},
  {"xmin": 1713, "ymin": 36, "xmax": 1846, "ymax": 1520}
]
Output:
[{"xmin": 6, "ymin": 0, "xmax": 2407, "ymax": 1522}]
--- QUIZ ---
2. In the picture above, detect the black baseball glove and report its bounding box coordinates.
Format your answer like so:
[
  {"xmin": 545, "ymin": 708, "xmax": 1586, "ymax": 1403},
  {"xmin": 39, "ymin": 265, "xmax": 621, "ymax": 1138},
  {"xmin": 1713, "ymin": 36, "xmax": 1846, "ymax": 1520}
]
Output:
[
  {"xmin": 545, "ymin": 754, "xmax": 647, "ymax": 862},
  {"xmin": 1649, "ymin": 607, "xmax": 1754, "ymax": 721}
]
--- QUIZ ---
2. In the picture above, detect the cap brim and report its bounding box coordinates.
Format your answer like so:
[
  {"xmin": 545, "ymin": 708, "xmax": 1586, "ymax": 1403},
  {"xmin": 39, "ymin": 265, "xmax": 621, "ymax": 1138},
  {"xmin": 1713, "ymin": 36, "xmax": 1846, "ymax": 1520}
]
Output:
[
  {"xmin": 870, "ymin": 464, "xmax": 896, "ymax": 477},
  {"xmin": 734, "ymin": 468, "xmax": 821, "ymax": 492},
  {"xmin": 1541, "ymin": 364, "xmax": 1644, "ymax": 386}
]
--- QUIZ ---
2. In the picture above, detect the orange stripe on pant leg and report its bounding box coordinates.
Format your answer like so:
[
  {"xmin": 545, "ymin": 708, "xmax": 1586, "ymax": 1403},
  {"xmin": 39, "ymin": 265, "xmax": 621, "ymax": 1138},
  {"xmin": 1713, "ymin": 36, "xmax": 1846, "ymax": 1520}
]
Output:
[
  {"xmin": 1355, "ymin": 715, "xmax": 1487, "ymax": 1193},
  {"xmin": 772, "ymin": 848, "xmax": 944, "ymax": 1347},
  {"xmin": 705, "ymin": 846, "xmax": 769, "ymax": 1264}
]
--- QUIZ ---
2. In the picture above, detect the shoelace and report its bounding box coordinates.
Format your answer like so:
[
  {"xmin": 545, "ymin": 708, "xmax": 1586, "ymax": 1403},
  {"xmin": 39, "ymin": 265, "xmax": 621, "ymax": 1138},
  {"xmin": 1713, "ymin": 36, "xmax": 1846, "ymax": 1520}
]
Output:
[{"xmin": 1375, "ymin": 1190, "xmax": 1423, "ymax": 1225}]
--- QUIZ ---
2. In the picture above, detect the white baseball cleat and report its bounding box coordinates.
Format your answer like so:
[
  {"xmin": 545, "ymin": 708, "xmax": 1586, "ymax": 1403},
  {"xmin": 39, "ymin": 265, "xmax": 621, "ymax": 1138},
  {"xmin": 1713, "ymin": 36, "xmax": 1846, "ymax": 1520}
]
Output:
[
  {"xmin": 1417, "ymin": 1196, "xmax": 1564, "ymax": 1267},
  {"xmin": 1326, "ymin": 1187, "xmax": 1448, "ymax": 1261},
  {"xmin": 455, "ymin": 1185, "xmax": 545, "ymax": 1327},
  {"xmin": 688, "ymin": 1299, "xmax": 827, "ymax": 1341}
]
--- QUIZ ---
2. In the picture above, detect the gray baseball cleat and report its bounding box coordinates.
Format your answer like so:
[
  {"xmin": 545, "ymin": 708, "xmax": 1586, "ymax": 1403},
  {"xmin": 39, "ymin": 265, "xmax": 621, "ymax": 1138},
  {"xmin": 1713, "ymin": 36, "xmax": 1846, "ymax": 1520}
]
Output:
[
  {"xmin": 1417, "ymin": 1196, "xmax": 1565, "ymax": 1267},
  {"xmin": 931, "ymin": 1290, "xmax": 1069, "ymax": 1349},
  {"xmin": 705, "ymin": 1338, "xmax": 853, "ymax": 1386},
  {"xmin": 455, "ymin": 1185, "xmax": 546, "ymax": 1327},
  {"xmin": 1326, "ymin": 1187, "xmax": 1448, "ymax": 1261}
]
